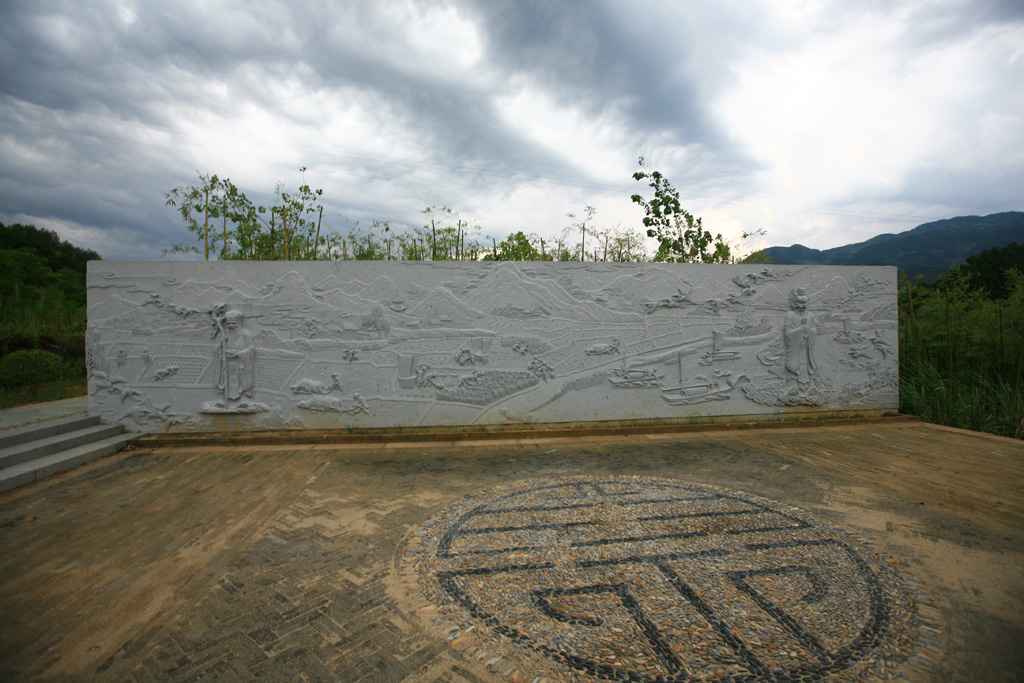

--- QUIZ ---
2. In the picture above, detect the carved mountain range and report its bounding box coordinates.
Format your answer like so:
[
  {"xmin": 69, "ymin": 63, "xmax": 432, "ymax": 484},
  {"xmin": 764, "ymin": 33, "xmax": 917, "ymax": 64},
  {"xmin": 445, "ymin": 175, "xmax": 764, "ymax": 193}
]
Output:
[
  {"xmin": 810, "ymin": 277, "xmax": 855, "ymax": 306},
  {"xmin": 211, "ymin": 272, "xmax": 262, "ymax": 299},
  {"xmin": 465, "ymin": 265, "xmax": 621, "ymax": 322},
  {"xmin": 599, "ymin": 268, "xmax": 692, "ymax": 301},
  {"xmin": 355, "ymin": 276, "xmax": 409, "ymax": 304},
  {"xmin": 160, "ymin": 280, "xmax": 249, "ymax": 309},
  {"xmin": 89, "ymin": 292, "xmax": 147, "ymax": 322},
  {"xmin": 746, "ymin": 284, "xmax": 789, "ymax": 309},
  {"xmin": 96, "ymin": 301, "xmax": 203, "ymax": 335},
  {"xmin": 407, "ymin": 287, "xmax": 485, "ymax": 323}
]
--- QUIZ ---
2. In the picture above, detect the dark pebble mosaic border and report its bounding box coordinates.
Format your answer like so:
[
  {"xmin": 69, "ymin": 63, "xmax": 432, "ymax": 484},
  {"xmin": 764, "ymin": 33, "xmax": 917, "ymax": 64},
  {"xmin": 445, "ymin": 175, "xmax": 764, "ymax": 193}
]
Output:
[{"xmin": 401, "ymin": 476, "xmax": 941, "ymax": 683}]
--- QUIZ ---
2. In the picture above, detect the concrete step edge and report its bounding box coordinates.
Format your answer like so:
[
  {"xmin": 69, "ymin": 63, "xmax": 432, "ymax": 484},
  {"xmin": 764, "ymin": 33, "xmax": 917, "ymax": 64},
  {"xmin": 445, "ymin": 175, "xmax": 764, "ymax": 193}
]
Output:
[
  {"xmin": 0, "ymin": 434, "xmax": 132, "ymax": 493},
  {"xmin": 0, "ymin": 415, "xmax": 101, "ymax": 450},
  {"xmin": 0, "ymin": 423, "xmax": 125, "ymax": 470}
]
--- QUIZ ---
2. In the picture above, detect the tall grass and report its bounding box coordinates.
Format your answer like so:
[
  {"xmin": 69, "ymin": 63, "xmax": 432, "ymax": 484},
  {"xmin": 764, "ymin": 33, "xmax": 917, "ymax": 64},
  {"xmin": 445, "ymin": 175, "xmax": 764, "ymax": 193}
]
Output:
[
  {"xmin": 900, "ymin": 359, "xmax": 1024, "ymax": 438},
  {"xmin": 899, "ymin": 269, "xmax": 1024, "ymax": 438}
]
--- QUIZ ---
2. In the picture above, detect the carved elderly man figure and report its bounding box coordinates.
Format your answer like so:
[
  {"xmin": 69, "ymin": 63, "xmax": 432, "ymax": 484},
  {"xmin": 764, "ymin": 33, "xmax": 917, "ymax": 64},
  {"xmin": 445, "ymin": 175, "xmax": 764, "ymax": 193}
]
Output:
[
  {"xmin": 217, "ymin": 309, "xmax": 256, "ymax": 402},
  {"xmin": 781, "ymin": 286, "xmax": 816, "ymax": 398}
]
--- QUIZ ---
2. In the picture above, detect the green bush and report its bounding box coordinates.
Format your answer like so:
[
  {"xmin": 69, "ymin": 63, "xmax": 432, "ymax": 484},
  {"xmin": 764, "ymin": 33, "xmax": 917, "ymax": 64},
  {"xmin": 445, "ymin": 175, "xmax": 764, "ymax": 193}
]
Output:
[
  {"xmin": 39, "ymin": 332, "xmax": 86, "ymax": 360},
  {"xmin": 0, "ymin": 330, "xmax": 40, "ymax": 356},
  {"xmin": 0, "ymin": 349, "xmax": 68, "ymax": 387}
]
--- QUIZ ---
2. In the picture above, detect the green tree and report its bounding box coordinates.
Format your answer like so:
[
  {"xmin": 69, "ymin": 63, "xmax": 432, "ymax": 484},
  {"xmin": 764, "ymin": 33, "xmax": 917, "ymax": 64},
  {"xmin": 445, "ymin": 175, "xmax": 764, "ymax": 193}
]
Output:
[
  {"xmin": 564, "ymin": 206, "xmax": 596, "ymax": 261},
  {"xmin": 345, "ymin": 219, "xmax": 393, "ymax": 260},
  {"xmin": 262, "ymin": 173, "xmax": 326, "ymax": 260},
  {"xmin": 605, "ymin": 225, "xmax": 649, "ymax": 262},
  {"xmin": 630, "ymin": 157, "xmax": 731, "ymax": 263},
  {"xmin": 420, "ymin": 206, "xmax": 483, "ymax": 261},
  {"xmin": 329, "ymin": 209, "xmax": 484, "ymax": 262},
  {"xmin": 166, "ymin": 169, "xmax": 330, "ymax": 261},
  {"xmin": 949, "ymin": 242, "xmax": 1024, "ymax": 299},
  {"xmin": 488, "ymin": 231, "xmax": 541, "ymax": 261},
  {"xmin": 899, "ymin": 267, "xmax": 1024, "ymax": 438},
  {"xmin": 0, "ymin": 223, "xmax": 97, "ymax": 306},
  {"xmin": 551, "ymin": 225, "xmax": 577, "ymax": 262},
  {"xmin": 394, "ymin": 223, "xmax": 427, "ymax": 260},
  {"xmin": 165, "ymin": 172, "xmax": 228, "ymax": 260},
  {"xmin": 215, "ymin": 181, "xmax": 262, "ymax": 260}
]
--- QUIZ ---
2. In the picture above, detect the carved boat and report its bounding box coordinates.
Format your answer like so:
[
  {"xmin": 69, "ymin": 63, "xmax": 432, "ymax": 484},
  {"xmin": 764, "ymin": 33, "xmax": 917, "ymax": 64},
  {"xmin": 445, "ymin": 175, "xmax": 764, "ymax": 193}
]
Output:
[
  {"xmin": 608, "ymin": 367, "xmax": 663, "ymax": 388},
  {"xmin": 833, "ymin": 318, "xmax": 865, "ymax": 343},
  {"xmin": 710, "ymin": 331, "xmax": 740, "ymax": 361},
  {"xmin": 661, "ymin": 351, "xmax": 747, "ymax": 405}
]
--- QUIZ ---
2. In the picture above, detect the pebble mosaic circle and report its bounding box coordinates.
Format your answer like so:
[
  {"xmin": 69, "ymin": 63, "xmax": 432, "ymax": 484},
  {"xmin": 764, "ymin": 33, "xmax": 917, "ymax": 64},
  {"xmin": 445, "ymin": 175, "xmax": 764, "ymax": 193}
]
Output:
[{"xmin": 403, "ymin": 476, "xmax": 922, "ymax": 682}]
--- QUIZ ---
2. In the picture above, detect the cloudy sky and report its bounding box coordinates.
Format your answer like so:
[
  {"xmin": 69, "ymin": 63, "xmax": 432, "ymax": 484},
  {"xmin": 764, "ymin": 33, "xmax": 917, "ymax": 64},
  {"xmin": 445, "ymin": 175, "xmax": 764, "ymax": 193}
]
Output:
[{"xmin": 1, "ymin": 0, "xmax": 1021, "ymax": 261}]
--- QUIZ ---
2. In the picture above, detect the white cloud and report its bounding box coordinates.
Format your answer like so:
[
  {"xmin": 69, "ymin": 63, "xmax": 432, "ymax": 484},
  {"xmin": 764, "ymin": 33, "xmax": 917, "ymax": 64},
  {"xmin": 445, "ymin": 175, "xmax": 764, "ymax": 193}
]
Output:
[
  {"xmin": 0, "ymin": 0, "xmax": 1020, "ymax": 260},
  {"xmin": 494, "ymin": 76, "xmax": 637, "ymax": 183},
  {"xmin": 710, "ymin": 1, "xmax": 1024, "ymax": 248},
  {"xmin": 400, "ymin": 3, "xmax": 483, "ymax": 73}
]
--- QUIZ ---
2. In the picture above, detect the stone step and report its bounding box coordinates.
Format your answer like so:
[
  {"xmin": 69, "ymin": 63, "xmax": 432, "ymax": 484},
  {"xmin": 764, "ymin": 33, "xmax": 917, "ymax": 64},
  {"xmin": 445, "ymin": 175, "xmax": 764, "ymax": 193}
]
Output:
[
  {"xmin": 0, "ymin": 434, "xmax": 133, "ymax": 493},
  {"xmin": 0, "ymin": 415, "xmax": 101, "ymax": 450},
  {"xmin": 0, "ymin": 423, "xmax": 125, "ymax": 470}
]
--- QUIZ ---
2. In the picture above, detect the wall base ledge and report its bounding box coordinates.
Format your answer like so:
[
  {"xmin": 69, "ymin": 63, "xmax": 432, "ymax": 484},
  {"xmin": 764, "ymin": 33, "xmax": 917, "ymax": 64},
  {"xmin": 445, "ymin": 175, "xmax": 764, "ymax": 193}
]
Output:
[{"xmin": 127, "ymin": 411, "xmax": 917, "ymax": 448}]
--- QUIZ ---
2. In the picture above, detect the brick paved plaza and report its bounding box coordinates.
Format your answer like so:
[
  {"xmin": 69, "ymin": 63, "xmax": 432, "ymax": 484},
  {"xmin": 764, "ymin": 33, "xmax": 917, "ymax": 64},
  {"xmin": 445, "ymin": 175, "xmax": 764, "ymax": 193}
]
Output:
[{"xmin": 0, "ymin": 420, "xmax": 1021, "ymax": 682}]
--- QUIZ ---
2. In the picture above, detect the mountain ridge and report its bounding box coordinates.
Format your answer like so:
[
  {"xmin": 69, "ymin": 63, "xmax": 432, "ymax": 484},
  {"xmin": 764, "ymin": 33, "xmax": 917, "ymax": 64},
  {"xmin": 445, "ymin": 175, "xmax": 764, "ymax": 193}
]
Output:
[{"xmin": 762, "ymin": 211, "xmax": 1023, "ymax": 282}]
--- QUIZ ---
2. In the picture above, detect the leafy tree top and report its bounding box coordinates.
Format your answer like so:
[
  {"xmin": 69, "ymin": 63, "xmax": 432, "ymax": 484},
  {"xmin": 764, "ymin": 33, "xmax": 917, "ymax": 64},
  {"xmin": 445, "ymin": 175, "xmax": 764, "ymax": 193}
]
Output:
[
  {"xmin": 955, "ymin": 242, "xmax": 1024, "ymax": 299},
  {"xmin": 630, "ymin": 157, "xmax": 731, "ymax": 264},
  {"xmin": 488, "ymin": 231, "xmax": 543, "ymax": 261},
  {"xmin": 166, "ymin": 169, "xmax": 328, "ymax": 261}
]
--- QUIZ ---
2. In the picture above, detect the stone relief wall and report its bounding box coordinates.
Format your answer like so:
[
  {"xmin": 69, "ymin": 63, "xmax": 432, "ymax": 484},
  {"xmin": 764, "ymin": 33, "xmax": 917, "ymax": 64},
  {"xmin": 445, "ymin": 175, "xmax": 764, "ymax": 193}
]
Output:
[{"xmin": 86, "ymin": 262, "xmax": 898, "ymax": 432}]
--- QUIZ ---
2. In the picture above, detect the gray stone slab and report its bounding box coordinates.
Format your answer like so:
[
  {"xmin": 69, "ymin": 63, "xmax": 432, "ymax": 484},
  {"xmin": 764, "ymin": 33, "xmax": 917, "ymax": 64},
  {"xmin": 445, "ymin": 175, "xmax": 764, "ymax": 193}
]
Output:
[
  {"xmin": 0, "ymin": 415, "xmax": 100, "ymax": 450},
  {"xmin": 29, "ymin": 435, "xmax": 131, "ymax": 479},
  {"xmin": 0, "ymin": 423, "xmax": 124, "ymax": 469},
  {"xmin": 0, "ymin": 396, "xmax": 89, "ymax": 430},
  {"xmin": 0, "ymin": 465, "xmax": 35, "ymax": 493},
  {"xmin": 86, "ymin": 262, "xmax": 898, "ymax": 433},
  {"xmin": 0, "ymin": 434, "xmax": 131, "ymax": 492}
]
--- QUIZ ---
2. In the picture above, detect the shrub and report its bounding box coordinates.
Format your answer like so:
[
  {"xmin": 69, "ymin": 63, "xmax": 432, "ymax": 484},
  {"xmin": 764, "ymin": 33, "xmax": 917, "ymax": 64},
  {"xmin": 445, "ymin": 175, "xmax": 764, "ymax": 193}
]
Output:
[
  {"xmin": 39, "ymin": 332, "xmax": 86, "ymax": 360},
  {"xmin": 0, "ymin": 349, "xmax": 68, "ymax": 388},
  {"xmin": 0, "ymin": 330, "xmax": 40, "ymax": 356}
]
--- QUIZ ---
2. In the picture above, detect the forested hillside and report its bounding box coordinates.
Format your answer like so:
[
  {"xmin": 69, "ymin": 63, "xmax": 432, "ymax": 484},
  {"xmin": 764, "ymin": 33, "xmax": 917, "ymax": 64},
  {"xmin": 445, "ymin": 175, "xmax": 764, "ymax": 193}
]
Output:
[
  {"xmin": 0, "ymin": 223, "xmax": 98, "ymax": 404},
  {"xmin": 764, "ymin": 212, "xmax": 1023, "ymax": 282}
]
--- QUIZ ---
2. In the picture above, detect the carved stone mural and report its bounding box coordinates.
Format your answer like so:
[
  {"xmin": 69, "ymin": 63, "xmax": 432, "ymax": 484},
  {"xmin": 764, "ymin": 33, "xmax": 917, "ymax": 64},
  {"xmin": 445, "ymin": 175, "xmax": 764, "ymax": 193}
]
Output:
[{"xmin": 86, "ymin": 262, "xmax": 898, "ymax": 432}]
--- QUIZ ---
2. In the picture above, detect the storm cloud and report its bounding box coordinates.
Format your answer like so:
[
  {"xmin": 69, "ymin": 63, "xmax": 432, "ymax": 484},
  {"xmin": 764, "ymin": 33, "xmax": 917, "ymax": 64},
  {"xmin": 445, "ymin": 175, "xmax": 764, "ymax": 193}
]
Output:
[{"xmin": 1, "ymin": 0, "xmax": 1021, "ymax": 259}]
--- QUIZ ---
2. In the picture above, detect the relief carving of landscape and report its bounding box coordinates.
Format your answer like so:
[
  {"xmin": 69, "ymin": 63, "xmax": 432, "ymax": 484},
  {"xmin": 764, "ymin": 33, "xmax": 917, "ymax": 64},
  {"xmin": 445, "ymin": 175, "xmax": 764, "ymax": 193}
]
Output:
[{"xmin": 86, "ymin": 262, "xmax": 898, "ymax": 432}]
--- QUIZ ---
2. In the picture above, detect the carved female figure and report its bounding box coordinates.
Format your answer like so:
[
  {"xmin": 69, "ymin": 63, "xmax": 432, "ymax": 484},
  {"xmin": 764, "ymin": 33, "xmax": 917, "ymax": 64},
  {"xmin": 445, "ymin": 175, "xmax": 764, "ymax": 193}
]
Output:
[{"xmin": 781, "ymin": 286, "xmax": 816, "ymax": 398}]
